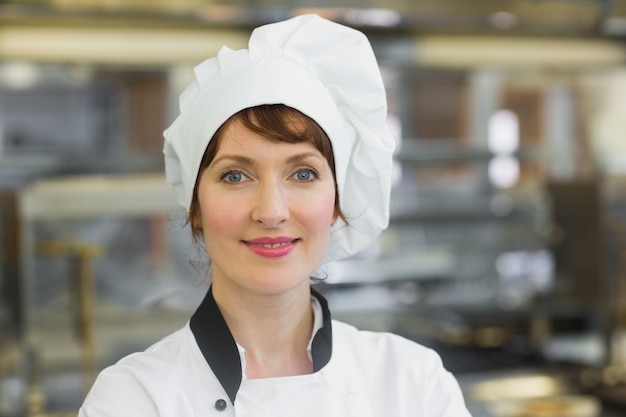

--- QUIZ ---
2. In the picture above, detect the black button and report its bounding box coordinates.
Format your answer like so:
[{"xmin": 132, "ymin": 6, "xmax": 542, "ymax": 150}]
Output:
[{"xmin": 214, "ymin": 399, "xmax": 227, "ymax": 411}]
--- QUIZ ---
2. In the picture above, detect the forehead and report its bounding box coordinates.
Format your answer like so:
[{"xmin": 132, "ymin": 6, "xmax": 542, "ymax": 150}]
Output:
[{"xmin": 213, "ymin": 119, "xmax": 324, "ymax": 158}]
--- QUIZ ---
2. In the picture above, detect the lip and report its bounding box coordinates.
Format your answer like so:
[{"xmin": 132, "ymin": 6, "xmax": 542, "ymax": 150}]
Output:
[{"xmin": 242, "ymin": 236, "xmax": 299, "ymax": 258}]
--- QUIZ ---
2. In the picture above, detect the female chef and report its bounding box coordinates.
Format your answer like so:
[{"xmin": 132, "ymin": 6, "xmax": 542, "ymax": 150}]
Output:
[{"xmin": 79, "ymin": 14, "xmax": 472, "ymax": 417}]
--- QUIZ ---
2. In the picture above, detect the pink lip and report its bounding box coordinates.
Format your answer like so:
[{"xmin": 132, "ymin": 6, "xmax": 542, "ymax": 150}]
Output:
[{"xmin": 242, "ymin": 236, "xmax": 299, "ymax": 258}]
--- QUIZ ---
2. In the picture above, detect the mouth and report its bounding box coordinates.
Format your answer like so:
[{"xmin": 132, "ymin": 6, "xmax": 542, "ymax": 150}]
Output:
[
  {"xmin": 241, "ymin": 237, "xmax": 301, "ymax": 258},
  {"xmin": 242, "ymin": 237, "xmax": 300, "ymax": 246},
  {"xmin": 246, "ymin": 240, "xmax": 298, "ymax": 249}
]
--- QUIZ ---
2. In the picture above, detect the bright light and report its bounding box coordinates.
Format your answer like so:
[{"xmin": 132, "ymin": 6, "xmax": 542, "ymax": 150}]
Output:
[
  {"xmin": 488, "ymin": 11, "xmax": 519, "ymax": 30},
  {"xmin": 489, "ymin": 155, "xmax": 520, "ymax": 189},
  {"xmin": 0, "ymin": 61, "xmax": 39, "ymax": 89},
  {"xmin": 488, "ymin": 109, "xmax": 520, "ymax": 188},
  {"xmin": 488, "ymin": 109, "xmax": 519, "ymax": 154},
  {"xmin": 344, "ymin": 9, "xmax": 402, "ymax": 27}
]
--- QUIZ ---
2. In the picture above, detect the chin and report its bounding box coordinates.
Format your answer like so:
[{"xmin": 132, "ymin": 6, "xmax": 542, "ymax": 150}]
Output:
[{"xmin": 244, "ymin": 271, "xmax": 312, "ymax": 295}]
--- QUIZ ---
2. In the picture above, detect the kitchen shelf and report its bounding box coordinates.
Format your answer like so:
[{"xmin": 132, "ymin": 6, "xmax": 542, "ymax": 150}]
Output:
[{"xmin": 395, "ymin": 141, "xmax": 541, "ymax": 167}]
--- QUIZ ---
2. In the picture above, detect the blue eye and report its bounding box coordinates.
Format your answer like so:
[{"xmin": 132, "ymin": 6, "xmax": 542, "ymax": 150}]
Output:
[
  {"xmin": 222, "ymin": 171, "xmax": 247, "ymax": 183},
  {"xmin": 294, "ymin": 169, "xmax": 317, "ymax": 181}
]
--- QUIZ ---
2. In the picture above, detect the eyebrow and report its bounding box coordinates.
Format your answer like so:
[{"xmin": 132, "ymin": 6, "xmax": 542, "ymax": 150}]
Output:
[
  {"xmin": 211, "ymin": 152, "xmax": 323, "ymax": 167},
  {"xmin": 211, "ymin": 154, "xmax": 254, "ymax": 167},
  {"xmin": 286, "ymin": 152, "xmax": 324, "ymax": 164}
]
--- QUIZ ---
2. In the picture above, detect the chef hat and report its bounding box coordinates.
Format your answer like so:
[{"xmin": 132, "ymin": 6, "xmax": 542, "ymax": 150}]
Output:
[{"xmin": 163, "ymin": 14, "xmax": 395, "ymax": 265}]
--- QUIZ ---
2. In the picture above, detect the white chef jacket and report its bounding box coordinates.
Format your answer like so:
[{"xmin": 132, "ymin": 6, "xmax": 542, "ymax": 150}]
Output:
[{"xmin": 78, "ymin": 287, "xmax": 472, "ymax": 417}]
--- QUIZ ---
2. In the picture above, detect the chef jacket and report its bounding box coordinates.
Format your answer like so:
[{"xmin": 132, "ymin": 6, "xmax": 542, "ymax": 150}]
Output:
[{"xmin": 78, "ymin": 287, "xmax": 472, "ymax": 417}]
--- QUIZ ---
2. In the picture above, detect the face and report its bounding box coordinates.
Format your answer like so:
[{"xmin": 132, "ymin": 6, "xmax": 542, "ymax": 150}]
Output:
[{"xmin": 195, "ymin": 119, "xmax": 337, "ymax": 296}]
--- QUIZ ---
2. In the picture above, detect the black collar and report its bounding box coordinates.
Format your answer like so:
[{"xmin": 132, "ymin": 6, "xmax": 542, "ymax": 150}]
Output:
[{"xmin": 189, "ymin": 286, "xmax": 333, "ymax": 405}]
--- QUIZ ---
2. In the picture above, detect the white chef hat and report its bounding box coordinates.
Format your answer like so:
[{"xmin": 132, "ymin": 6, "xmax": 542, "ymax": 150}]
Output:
[{"xmin": 163, "ymin": 14, "xmax": 395, "ymax": 265}]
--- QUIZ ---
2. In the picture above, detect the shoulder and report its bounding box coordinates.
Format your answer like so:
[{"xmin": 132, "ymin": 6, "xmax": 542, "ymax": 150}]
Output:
[
  {"xmin": 106, "ymin": 324, "xmax": 193, "ymax": 378},
  {"xmin": 79, "ymin": 324, "xmax": 208, "ymax": 416},
  {"xmin": 331, "ymin": 319, "xmax": 441, "ymax": 366},
  {"xmin": 329, "ymin": 320, "xmax": 472, "ymax": 416}
]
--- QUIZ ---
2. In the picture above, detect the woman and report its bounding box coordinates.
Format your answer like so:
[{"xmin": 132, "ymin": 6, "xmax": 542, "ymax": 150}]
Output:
[{"xmin": 79, "ymin": 14, "xmax": 472, "ymax": 416}]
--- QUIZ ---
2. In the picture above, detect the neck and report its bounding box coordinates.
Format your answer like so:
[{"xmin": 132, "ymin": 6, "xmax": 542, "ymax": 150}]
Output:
[{"xmin": 212, "ymin": 282, "xmax": 314, "ymax": 379}]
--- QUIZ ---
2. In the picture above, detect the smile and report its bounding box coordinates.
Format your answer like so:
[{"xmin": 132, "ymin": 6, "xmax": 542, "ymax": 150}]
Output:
[
  {"xmin": 242, "ymin": 238, "xmax": 300, "ymax": 258},
  {"xmin": 254, "ymin": 241, "xmax": 294, "ymax": 249}
]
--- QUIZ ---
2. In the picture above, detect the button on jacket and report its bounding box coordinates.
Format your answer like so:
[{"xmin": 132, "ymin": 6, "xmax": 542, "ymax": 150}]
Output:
[{"xmin": 79, "ymin": 288, "xmax": 472, "ymax": 417}]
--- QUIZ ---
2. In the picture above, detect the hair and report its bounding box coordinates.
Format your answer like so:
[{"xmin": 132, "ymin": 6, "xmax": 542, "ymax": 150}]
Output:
[{"xmin": 187, "ymin": 104, "xmax": 346, "ymax": 241}]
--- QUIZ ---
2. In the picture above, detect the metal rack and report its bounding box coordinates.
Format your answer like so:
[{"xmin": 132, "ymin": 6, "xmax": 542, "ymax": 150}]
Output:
[{"xmin": 16, "ymin": 173, "xmax": 184, "ymax": 415}]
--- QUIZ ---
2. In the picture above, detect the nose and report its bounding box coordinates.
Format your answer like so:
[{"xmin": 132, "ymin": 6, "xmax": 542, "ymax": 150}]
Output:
[{"xmin": 251, "ymin": 181, "xmax": 289, "ymax": 227}]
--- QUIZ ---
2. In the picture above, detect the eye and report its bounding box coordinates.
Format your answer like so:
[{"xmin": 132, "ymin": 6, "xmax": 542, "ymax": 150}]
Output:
[
  {"xmin": 292, "ymin": 168, "xmax": 318, "ymax": 182},
  {"xmin": 221, "ymin": 170, "xmax": 249, "ymax": 183}
]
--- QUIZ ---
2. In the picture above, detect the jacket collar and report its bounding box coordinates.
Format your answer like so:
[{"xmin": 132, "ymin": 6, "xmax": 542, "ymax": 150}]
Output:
[{"xmin": 189, "ymin": 285, "xmax": 333, "ymax": 404}]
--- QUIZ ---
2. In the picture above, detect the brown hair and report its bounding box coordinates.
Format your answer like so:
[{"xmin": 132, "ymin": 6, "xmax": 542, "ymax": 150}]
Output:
[{"xmin": 187, "ymin": 104, "xmax": 346, "ymax": 240}]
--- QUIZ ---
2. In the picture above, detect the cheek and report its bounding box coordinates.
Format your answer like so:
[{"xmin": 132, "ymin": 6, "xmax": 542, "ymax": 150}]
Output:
[
  {"xmin": 202, "ymin": 207, "xmax": 238, "ymax": 235},
  {"xmin": 201, "ymin": 202, "xmax": 242, "ymax": 238},
  {"xmin": 301, "ymin": 189, "xmax": 337, "ymax": 232}
]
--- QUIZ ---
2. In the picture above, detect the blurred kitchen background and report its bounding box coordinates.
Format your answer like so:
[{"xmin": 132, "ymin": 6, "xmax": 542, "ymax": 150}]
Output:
[{"xmin": 1, "ymin": 0, "xmax": 626, "ymax": 416}]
